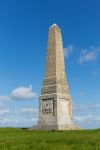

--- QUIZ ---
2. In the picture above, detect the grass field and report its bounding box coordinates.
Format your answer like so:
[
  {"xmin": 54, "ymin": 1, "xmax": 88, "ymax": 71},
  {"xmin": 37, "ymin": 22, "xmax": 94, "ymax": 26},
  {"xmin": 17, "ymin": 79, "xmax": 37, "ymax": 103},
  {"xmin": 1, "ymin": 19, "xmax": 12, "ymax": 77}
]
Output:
[{"xmin": 0, "ymin": 128, "xmax": 100, "ymax": 150}]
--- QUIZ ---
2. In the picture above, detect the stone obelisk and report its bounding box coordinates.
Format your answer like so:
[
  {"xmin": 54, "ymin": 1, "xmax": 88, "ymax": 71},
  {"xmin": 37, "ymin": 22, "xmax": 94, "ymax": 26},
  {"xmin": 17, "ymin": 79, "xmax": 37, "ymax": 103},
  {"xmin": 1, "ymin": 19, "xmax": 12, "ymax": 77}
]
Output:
[{"xmin": 39, "ymin": 24, "xmax": 73, "ymax": 130}]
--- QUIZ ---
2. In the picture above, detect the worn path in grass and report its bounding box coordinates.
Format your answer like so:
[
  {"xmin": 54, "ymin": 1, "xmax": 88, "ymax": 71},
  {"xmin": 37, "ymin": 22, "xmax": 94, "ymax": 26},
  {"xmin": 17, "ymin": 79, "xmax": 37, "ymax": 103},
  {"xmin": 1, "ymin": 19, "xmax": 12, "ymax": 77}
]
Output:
[{"xmin": 0, "ymin": 128, "xmax": 100, "ymax": 150}]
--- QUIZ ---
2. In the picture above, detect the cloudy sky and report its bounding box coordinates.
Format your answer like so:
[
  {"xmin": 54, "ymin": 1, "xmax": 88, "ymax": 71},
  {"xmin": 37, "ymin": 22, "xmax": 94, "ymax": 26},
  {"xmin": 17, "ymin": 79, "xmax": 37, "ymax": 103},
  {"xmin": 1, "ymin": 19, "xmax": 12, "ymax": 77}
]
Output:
[{"xmin": 0, "ymin": 0, "xmax": 100, "ymax": 129}]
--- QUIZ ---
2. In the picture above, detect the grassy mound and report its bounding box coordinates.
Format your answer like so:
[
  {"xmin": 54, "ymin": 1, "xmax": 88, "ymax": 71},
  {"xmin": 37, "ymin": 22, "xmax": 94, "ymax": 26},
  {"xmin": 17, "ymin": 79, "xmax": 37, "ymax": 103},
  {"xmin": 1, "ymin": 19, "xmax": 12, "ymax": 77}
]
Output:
[{"xmin": 0, "ymin": 128, "xmax": 100, "ymax": 150}]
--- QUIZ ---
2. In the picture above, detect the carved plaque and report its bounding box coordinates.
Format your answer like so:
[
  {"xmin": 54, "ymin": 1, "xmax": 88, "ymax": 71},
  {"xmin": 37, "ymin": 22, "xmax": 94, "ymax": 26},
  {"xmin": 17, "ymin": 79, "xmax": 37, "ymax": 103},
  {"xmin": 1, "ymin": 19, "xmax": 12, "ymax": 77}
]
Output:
[{"xmin": 42, "ymin": 99, "xmax": 54, "ymax": 114}]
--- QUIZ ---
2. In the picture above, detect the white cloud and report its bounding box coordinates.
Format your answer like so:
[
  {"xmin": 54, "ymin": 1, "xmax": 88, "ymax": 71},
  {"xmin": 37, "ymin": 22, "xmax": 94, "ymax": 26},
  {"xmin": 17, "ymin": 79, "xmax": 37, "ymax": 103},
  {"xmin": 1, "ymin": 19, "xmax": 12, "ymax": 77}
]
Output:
[
  {"xmin": 95, "ymin": 117, "xmax": 100, "ymax": 121},
  {"xmin": 10, "ymin": 85, "xmax": 36, "ymax": 100},
  {"xmin": 64, "ymin": 45, "xmax": 74, "ymax": 58},
  {"xmin": 73, "ymin": 103, "xmax": 100, "ymax": 112},
  {"xmin": 74, "ymin": 115, "xmax": 92, "ymax": 122},
  {"xmin": 0, "ymin": 107, "xmax": 39, "ymax": 127},
  {"xmin": 0, "ymin": 96, "xmax": 11, "ymax": 101},
  {"xmin": 74, "ymin": 114, "xmax": 100, "ymax": 126},
  {"xmin": 0, "ymin": 85, "xmax": 37, "ymax": 101},
  {"xmin": 0, "ymin": 117, "xmax": 38, "ymax": 127},
  {"xmin": 90, "ymin": 103, "xmax": 100, "ymax": 109},
  {"xmin": 3, "ymin": 118, "xmax": 18, "ymax": 123},
  {"xmin": 21, "ymin": 108, "xmax": 38, "ymax": 115},
  {"xmin": 73, "ymin": 102, "xmax": 100, "ymax": 128},
  {"xmin": 0, "ymin": 109, "xmax": 10, "ymax": 116},
  {"xmin": 21, "ymin": 108, "xmax": 35, "ymax": 113},
  {"xmin": 78, "ymin": 46, "xmax": 100, "ymax": 64},
  {"xmin": 0, "ymin": 86, "xmax": 37, "ymax": 127}
]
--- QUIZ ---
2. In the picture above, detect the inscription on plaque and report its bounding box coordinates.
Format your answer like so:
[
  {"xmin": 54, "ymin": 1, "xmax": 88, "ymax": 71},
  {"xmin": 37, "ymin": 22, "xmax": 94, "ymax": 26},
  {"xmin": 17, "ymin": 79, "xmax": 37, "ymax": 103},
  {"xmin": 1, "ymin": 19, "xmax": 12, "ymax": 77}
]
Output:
[{"xmin": 42, "ymin": 99, "xmax": 54, "ymax": 114}]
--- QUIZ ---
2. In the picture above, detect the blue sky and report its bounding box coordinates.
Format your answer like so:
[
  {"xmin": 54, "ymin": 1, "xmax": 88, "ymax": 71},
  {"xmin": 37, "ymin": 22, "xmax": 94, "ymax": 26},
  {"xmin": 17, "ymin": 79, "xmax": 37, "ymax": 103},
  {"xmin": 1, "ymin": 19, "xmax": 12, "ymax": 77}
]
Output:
[{"xmin": 0, "ymin": 0, "xmax": 100, "ymax": 129}]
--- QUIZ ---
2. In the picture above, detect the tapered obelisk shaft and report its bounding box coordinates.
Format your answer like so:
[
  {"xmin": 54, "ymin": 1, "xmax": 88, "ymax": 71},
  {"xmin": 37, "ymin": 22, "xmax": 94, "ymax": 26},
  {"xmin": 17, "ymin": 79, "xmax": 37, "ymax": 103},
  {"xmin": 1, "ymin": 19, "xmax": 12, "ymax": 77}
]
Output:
[{"xmin": 39, "ymin": 24, "xmax": 73, "ymax": 130}]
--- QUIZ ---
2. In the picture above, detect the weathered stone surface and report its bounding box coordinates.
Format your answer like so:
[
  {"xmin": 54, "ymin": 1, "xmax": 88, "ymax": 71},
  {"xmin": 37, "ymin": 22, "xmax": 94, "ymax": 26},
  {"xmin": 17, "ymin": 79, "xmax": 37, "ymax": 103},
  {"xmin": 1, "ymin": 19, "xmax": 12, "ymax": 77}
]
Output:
[{"xmin": 39, "ymin": 24, "xmax": 74, "ymax": 130}]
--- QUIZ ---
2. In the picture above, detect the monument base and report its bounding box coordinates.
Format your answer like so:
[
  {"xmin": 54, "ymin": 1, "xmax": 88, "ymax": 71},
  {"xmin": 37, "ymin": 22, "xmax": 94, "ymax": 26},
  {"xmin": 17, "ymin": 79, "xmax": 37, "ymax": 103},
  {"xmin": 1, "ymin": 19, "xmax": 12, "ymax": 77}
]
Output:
[{"xmin": 31, "ymin": 124, "xmax": 81, "ymax": 131}]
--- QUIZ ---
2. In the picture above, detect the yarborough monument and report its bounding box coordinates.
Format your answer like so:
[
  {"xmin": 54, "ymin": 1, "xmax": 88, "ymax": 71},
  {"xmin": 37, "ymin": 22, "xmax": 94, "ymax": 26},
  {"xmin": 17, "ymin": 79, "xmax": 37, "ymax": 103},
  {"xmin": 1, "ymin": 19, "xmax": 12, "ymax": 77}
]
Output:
[{"xmin": 38, "ymin": 24, "xmax": 79, "ymax": 130}]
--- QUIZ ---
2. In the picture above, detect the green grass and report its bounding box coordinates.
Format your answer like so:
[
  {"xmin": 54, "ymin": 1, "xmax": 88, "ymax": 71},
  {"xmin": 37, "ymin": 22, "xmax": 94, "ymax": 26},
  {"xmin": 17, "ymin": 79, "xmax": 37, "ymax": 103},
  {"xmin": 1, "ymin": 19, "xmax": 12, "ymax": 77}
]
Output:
[{"xmin": 0, "ymin": 128, "xmax": 100, "ymax": 150}]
